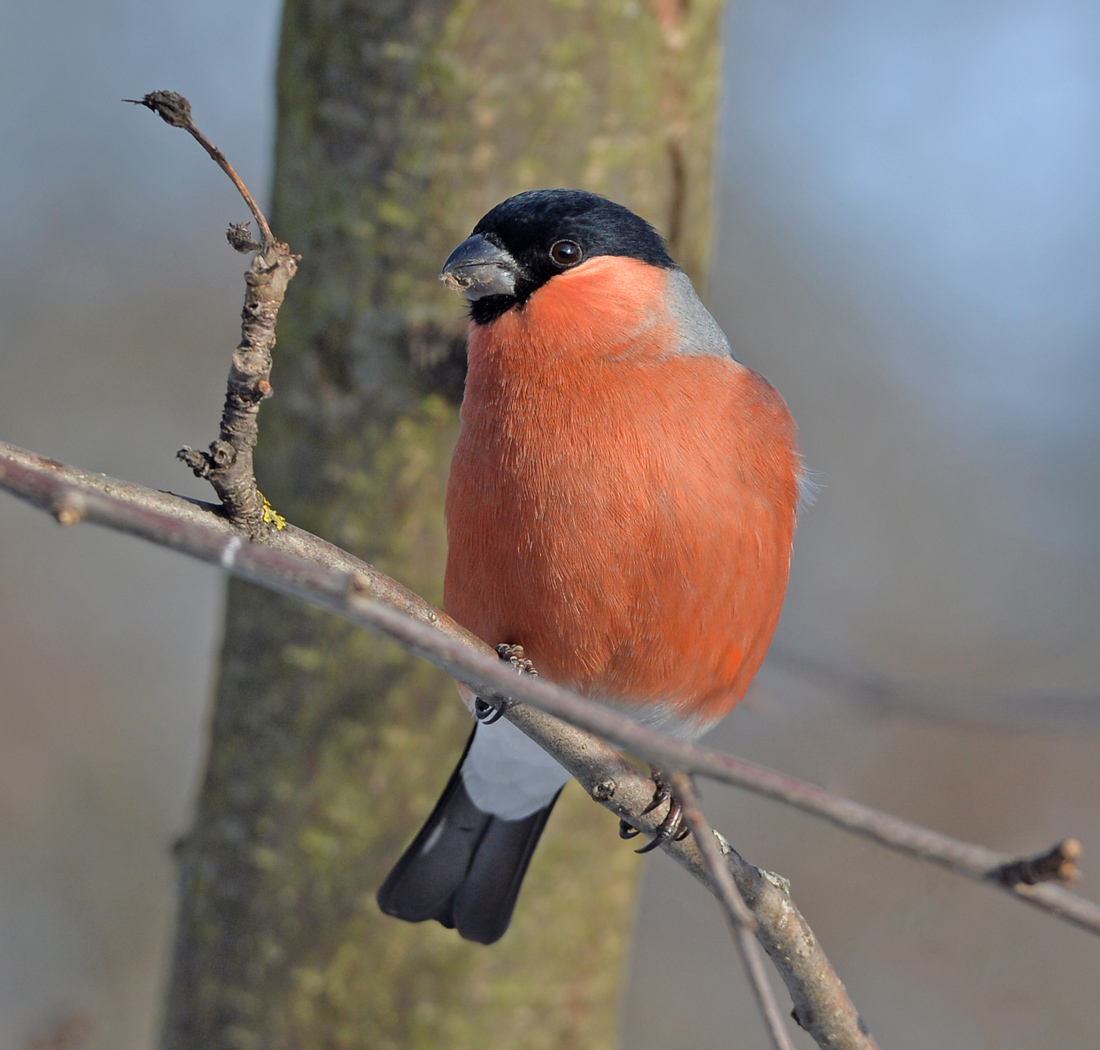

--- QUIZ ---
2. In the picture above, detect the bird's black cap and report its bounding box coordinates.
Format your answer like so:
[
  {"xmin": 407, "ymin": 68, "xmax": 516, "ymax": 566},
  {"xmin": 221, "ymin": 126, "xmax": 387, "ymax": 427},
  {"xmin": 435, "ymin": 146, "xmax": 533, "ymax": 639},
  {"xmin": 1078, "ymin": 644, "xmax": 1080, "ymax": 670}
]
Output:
[{"xmin": 447, "ymin": 189, "xmax": 676, "ymax": 324}]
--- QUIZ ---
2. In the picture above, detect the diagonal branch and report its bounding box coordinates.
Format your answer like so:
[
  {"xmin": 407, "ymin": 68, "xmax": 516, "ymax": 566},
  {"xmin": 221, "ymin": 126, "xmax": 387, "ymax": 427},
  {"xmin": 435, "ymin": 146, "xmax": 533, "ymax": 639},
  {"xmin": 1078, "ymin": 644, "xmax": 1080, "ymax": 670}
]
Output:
[
  {"xmin": 0, "ymin": 441, "xmax": 1095, "ymax": 948},
  {"xmin": 670, "ymin": 771, "xmax": 804, "ymax": 1050}
]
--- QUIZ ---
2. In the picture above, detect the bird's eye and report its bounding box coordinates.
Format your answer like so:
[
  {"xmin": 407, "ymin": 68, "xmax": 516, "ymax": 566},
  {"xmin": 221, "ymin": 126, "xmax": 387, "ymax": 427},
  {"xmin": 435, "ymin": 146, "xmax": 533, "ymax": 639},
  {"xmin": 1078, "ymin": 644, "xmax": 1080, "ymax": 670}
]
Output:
[{"xmin": 549, "ymin": 240, "xmax": 583, "ymax": 267}]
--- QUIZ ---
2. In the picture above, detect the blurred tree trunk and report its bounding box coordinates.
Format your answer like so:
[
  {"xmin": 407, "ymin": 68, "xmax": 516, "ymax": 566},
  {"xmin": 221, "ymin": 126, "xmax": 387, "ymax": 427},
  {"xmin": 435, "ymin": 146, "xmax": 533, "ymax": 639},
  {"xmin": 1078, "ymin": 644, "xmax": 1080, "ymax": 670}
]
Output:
[{"xmin": 161, "ymin": 1, "xmax": 724, "ymax": 1047}]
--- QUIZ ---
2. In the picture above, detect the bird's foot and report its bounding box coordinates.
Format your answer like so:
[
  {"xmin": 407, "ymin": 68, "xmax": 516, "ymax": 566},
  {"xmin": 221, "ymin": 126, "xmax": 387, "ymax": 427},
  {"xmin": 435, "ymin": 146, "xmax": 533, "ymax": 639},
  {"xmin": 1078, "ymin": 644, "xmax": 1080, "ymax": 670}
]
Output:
[
  {"xmin": 473, "ymin": 644, "xmax": 538, "ymax": 725},
  {"xmin": 619, "ymin": 767, "xmax": 692, "ymax": 854},
  {"xmin": 495, "ymin": 643, "xmax": 538, "ymax": 677}
]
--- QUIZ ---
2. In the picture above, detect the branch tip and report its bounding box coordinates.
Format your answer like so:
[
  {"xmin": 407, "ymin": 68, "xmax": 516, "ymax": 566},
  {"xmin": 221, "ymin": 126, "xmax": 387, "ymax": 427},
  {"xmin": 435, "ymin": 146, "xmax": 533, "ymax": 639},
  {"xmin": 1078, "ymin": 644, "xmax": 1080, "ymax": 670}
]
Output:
[
  {"xmin": 993, "ymin": 838, "xmax": 1083, "ymax": 888},
  {"xmin": 126, "ymin": 87, "xmax": 276, "ymax": 247},
  {"xmin": 124, "ymin": 90, "xmax": 194, "ymax": 129},
  {"xmin": 177, "ymin": 446, "xmax": 212, "ymax": 479}
]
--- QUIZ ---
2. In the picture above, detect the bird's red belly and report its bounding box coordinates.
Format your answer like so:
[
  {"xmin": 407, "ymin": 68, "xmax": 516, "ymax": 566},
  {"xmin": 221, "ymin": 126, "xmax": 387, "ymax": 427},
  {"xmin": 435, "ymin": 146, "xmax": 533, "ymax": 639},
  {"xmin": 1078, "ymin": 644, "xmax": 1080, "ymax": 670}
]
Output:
[{"xmin": 444, "ymin": 348, "xmax": 798, "ymax": 730}]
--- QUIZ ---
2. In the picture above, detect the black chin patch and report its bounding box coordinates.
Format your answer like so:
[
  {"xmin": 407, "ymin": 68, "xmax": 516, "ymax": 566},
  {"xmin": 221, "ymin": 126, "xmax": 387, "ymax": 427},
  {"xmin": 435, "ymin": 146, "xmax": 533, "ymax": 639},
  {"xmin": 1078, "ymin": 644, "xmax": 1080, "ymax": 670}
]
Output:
[{"xmin": 470, "ymin": 292, "xmax": 526, "ymax": 325}]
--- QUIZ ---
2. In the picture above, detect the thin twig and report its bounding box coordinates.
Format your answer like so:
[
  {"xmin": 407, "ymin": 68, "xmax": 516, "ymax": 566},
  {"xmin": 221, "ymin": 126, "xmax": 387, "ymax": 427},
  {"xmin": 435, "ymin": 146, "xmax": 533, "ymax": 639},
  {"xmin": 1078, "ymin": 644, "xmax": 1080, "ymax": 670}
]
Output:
[
  {"xmin": 1, "ymin": 442, "xmax": 1096, "ymax": 945},
  {"xmin": 769, "ymin": 646, "xmax": 1100, "ymax": 729},
  {"xmin": 673, "ymin": 771, "xmax": 878, "ymax": 1047},
  {"xmin": 127, "ymin": 90, "xmax": 299, "ymax": 532},
  {"xmin": 670, "ymin": 773, "xmax": 758, "ymax": 930},
  {"xmin": 671, "ymin": 772, "xmax": 802, "ymax": 1050},
  {"xmin": 126, "ymin": 91, "xmax": 274, "ymax": 245}
]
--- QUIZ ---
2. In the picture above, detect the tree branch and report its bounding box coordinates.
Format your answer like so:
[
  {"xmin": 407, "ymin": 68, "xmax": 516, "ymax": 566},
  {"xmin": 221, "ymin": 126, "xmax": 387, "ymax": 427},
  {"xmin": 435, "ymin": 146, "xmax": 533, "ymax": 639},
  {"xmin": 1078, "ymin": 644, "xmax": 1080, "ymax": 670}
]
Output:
[
  {"xmin": 128, "ymin": 91, "xmax": 299, "ymax": 533},
  {"xmin": 2, "ymin": 439, "xmax": 1097, "ymax": 959},
  {"xmin": 1, "ymin": 441, "xmax": 878, "ymax": 1047}
]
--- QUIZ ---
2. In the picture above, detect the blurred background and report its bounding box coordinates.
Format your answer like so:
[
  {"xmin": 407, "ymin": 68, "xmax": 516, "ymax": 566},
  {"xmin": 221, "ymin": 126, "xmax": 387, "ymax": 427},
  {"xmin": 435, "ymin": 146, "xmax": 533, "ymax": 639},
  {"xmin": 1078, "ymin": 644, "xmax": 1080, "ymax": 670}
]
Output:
[{"xmin": 0, "ymin": 1, "xmax": 1097, "ymax": 1047}]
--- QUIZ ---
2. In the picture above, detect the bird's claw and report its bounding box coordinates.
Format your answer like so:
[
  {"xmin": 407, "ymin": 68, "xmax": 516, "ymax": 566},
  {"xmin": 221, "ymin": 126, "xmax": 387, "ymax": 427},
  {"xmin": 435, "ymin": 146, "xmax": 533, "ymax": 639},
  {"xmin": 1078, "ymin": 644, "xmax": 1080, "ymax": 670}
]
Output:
[
  {"xmin": 620, "ymin": 768, "xmax": 692, "ymax": 853},
  {"xmin": 474, "ymin": 695, "xmax": 508, "ymax": 724},
  {"xmin": 619, "ymin": 819, "xmax": 641, "ymax": 840},
  {"xmin": 474, "ymin": 644, "xmax": 538, "ymax": 724}
]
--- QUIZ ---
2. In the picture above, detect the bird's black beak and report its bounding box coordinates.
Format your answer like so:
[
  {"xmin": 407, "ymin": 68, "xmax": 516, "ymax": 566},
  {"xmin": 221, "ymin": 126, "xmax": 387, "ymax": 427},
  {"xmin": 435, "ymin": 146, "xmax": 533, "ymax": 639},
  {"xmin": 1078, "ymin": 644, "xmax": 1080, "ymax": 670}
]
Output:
[{"xmin": 441, "ymin": 234, "xmax": 518, "ymax": 300}]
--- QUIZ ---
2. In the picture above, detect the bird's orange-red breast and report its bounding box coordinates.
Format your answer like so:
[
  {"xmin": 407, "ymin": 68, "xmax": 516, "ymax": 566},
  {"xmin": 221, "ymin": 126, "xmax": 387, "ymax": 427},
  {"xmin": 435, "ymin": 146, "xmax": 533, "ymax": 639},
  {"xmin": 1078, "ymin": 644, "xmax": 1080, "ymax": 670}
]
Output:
[
  {"xmin": 378, "ymin": 189, "xmax": 803, "ymax": 944},
  {"xmin": 447, "ymin": 253, "xmax": 800, "ymax": 728}
]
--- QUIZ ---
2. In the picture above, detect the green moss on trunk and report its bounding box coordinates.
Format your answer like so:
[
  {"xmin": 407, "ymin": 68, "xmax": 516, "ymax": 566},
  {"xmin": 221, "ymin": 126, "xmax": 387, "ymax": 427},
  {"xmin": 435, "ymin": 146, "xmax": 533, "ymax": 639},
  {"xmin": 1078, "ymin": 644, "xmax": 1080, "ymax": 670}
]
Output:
[{"xmin": 161, "ymin": 2, "xmax": 724, "ymax": 1047}]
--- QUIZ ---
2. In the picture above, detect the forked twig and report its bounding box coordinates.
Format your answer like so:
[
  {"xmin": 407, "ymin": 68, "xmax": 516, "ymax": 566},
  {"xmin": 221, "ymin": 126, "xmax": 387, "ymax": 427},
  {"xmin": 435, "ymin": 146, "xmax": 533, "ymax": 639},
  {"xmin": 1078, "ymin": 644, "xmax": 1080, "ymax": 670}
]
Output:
[
  {"xmin": 127, "ymin": 91, "xmax": 299, "ymax": 533},
  {"xmin": 670, "ymin": 772, "xmax": 801, "ymax": 1050}
]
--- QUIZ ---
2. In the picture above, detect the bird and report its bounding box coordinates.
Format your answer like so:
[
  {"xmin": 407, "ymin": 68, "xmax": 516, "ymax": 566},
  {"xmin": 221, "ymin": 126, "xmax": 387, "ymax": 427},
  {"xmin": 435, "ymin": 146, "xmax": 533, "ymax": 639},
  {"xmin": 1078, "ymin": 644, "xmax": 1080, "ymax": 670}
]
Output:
[{"xmin": 377, "ymin": 188, "xmax": 803, "ymax": 945}]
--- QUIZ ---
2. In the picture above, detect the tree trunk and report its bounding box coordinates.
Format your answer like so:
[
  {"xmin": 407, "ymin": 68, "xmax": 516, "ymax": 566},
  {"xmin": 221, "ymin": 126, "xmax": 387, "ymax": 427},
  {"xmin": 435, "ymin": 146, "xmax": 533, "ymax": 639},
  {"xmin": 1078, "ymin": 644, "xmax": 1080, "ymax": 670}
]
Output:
[{"xmin": 161, "ymin": 2, "xmax": 724, "ymax": 1047}]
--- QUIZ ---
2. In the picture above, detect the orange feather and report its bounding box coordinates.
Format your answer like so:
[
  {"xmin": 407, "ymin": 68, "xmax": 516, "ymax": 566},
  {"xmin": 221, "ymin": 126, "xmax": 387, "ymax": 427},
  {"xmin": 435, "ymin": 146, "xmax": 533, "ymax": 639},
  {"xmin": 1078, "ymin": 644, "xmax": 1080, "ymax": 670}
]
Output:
[{"xmin": 444, "ymin": 256, "xmax": 801, "ymax": 732}]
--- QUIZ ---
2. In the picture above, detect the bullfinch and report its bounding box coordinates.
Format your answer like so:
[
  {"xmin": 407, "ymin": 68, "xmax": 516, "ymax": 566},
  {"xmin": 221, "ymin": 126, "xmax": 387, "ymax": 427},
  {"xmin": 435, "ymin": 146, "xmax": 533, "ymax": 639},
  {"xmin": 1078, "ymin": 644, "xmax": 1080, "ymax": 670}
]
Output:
[{"xmin": 377, "ymin": 189, "xmax": 803, "ymax": 944}]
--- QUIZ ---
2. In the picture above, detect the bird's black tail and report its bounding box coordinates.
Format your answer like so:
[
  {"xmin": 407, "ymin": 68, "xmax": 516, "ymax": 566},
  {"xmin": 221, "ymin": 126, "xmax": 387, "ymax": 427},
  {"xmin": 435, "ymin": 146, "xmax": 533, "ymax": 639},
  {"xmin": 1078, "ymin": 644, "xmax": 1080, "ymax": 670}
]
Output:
[{"xmin": 376, "ymin": 728, "xmax": 562, "ymax": 945}]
